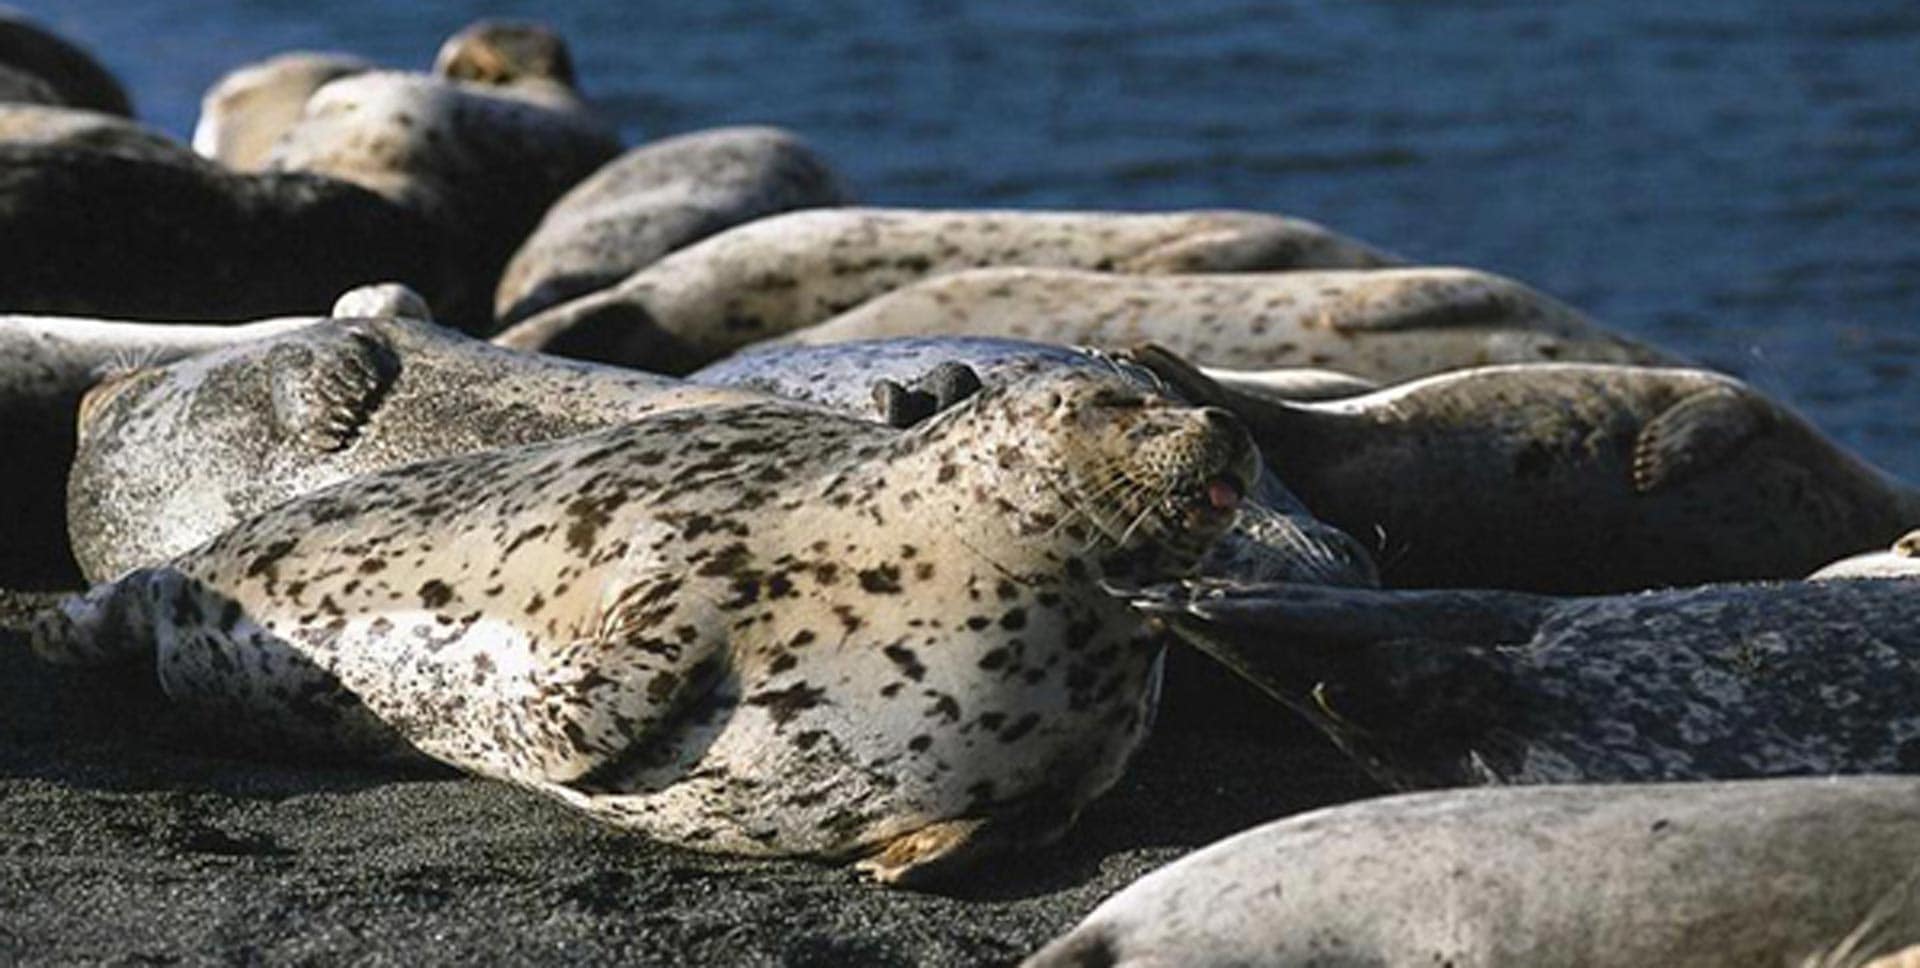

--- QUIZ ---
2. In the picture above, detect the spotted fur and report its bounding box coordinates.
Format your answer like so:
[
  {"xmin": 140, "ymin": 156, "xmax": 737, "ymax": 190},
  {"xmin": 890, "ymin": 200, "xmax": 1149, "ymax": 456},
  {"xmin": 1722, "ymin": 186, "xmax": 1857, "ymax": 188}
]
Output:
[
  {"xmin": 1133, "ymin": 577, "xmax": 1920, "ymax": 788},
  {"xmin": 38, "ymin": 370, "xmax": 1256, "ymax": 885}
]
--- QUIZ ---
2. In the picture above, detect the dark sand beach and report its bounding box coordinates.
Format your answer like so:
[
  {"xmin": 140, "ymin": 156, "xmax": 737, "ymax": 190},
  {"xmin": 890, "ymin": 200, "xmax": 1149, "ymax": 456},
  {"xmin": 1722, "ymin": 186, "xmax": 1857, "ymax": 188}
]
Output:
[{"xmin": 0, "ymin": 589, "xmax": 1376, "ymax": 965}]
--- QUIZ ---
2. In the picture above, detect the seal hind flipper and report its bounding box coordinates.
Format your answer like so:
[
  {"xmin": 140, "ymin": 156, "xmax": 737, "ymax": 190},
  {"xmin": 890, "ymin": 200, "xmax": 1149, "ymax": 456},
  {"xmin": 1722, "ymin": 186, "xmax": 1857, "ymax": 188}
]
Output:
[
  {"xmin": 268, "ymin": 323, "xmax": 401, "ymax": 452},
  {"xmin": 1631, "ymin": 384, "xmax": 1771, "ymax": 493}
]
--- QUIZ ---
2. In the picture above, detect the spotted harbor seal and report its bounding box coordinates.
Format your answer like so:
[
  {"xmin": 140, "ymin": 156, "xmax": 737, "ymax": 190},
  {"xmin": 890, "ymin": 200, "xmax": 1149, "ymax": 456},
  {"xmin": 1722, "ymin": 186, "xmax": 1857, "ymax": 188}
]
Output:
[
  {"xmin": 267, "ymin": 44, "xmax": 621, "ymax": 328},
  {"xmin": 1026, "ymin": 776, "xmax": 1920, "ymax": 968},
  {"xmin": 191, "ymin": 52, "xmax": 373, "ymax": 171},
  {"xmin": 38, "ymin": 370, "xmax": 1258, "ymax": 886},
  {"xmin": 1125, "ymin": 576, "xmax": 1920, "ymax": 787},
  {"xmin": 1811, "ymin": 529, "xmax": 1920, "ymax": 581},
  {"xmin": 0, "ymin": 312, "xmax": 320, "ymax": 587},
  {"xmin": 70, "ymin": 322, "xmax": 1371, "ymax": 597},
  {"xmin": 0, "ymin": 142, "xmax": 452, "ymax": 320},
  {"xmin": 65, "ymin": 315, "xmax": 714, "ymax": 582},
  {"xmin": 491, "ymin": 207, "xmax": 1402, "ymax": 371},
  {"xmin": 496, "ymin": 126, "xmax": 851, "ymax": 325},
  {"xmin": 0, "ymin": 10, "xmax": 132, "ymax": 116},
  {"xmin": 1134, "ymin": 348, "xmax": 1920, "ymax": 592},
  {"xmin": 778, "ymin": 265, "xmax": 1674, "ymax": 381}
]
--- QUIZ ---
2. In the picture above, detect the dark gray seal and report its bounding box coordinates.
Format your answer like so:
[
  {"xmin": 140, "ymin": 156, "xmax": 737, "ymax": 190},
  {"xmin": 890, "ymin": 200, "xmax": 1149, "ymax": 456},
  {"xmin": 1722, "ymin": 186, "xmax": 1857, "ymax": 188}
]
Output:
[
  {"xmin": 191, "ymin": 52, "xmax": 373, "ymax": 171},
  {"xmin": 267, "ymin": 44, "xmax": 622, "ymax": 328},
  {"xmin": 37, "ymin": 370, "xmax": 1258, "ymax": 887},
  {"xmin": 0, "ymin": 142, "xmax": 453, "ymax": 320},
  {"xmin": 0, "ymin": 313, "xmax": 318, "ymax": 588},
  {"xmin": 779, "ymin": 265, "xmax": 1675, "ymax": 381},
  {"xmin": 0, "ymin": 9, "xmax": 132, "ymax": 116},
  {"xmin": 1027, "ymin": 776, "xmax": 1920, "ymax": 968},
  {"xmin": 490, "ymin": 207, "xmax": 1402, "ymax": 372},
  {"xmin": 496, "ymin": 126, "xmax": 851, "ymax": 325},
  {"xmin": 1126, "ymin": 576, "xmax": 1920, "ymax": 788},
  {"xmin": 1136, "ymin": 348, "xmax": 1920, "ymax": 592}
]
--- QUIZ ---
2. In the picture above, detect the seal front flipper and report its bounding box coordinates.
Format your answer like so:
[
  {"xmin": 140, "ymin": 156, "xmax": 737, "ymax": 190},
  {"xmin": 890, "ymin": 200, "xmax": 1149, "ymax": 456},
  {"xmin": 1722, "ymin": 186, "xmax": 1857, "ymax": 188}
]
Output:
[
  {"xmin": 268, "ymin": 322, "xmax": 401, "ymax": 452},
  {"xmin": 1129, "ymin": 580, "xmax": 1554, "ymax": 788},
  {"xmin": 1631, "ymin": 384, "xmax": 1770, "ymax": 493},
  {"xmin": 870, "ymin": 361, "xmax": 983, "ymax": 428}
]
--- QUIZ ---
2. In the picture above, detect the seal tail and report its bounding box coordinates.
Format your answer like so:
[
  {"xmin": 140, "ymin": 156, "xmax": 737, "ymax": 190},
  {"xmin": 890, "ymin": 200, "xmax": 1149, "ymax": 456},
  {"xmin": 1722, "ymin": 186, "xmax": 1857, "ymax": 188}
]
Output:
[
  {"xmin": 29, "ymin": 570, "xmax": 163, "ymax": 667},
  {"xmin": 1802, "ymin": 857, "xmax": 1920, "ymax": 968}
]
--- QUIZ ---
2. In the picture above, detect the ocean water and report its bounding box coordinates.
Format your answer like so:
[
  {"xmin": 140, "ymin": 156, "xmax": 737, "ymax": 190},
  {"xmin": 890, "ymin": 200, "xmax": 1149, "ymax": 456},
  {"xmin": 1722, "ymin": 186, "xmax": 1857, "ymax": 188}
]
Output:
[{"xmin": 25, "ymin": 0, "xmax": 1920, "ymax": 477}]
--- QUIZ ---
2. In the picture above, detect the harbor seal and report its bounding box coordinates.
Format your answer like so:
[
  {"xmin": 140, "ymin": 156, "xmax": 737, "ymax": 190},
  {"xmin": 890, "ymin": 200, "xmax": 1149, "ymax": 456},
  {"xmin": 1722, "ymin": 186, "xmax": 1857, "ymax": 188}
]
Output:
[
  {"xmin": 1134, "ymin": 348, "xmax": 1920, "ymax": 592},
  {"xmin": 66, "ymin": 315, "xmax": 706, "ymax": 582},
  {"xmin": 69, "ymin": 323, "xmax": 1371, "ymax": 595},
  {"xmin": 0, "ymin": 10, "xmax": 132, "ymax": 116},
  {"xmin": 1026, "ymin": 777, "xmax": 1920, "ymax": 968},
  {"xmin": 1810, "ymin": 529, "xmax": 1920, "ymax": 581},
  {"xmin": 778, "ymin": 266, "xmax": 1675, "ymax": 381},
  {"xmin": 490, "ymin": 207, "xmax": 1402, "ymax": 371},
  {"xmin": 37, "ymin": 370, "xmax": 1259, "ymax": 886},
  {"xmin": 1125, "ymin": 576, "xmax": 1920, "ymax": 787},
  {"xmin": 496, "ymin": 126, "xmax": 851, "ymax": 325},
  {"xmin": 191, "ymin": 52, "xmax": 373, "ymax": 171},
  {"xmin": 267, "ymin": 54, "xmax": 621, "ymax": 328},
  {"xmin": 0, "ymin": 142, "xmax": 452, "ymax": 320},
  {"xmin": 0, "ymin": 104, "xmax": 190, "ymax": 161},
  {"xmin": 0, "ymin": 312, "xmax": 320, "ymax": 588}
]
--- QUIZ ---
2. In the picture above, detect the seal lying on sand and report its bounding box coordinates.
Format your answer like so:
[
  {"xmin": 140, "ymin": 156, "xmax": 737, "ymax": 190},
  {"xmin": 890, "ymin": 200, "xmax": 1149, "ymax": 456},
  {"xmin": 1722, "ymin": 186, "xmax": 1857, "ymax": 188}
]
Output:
[
  {"xmin": 778, "ymin": 266, "xmax": 1673, "ymax": 381},
  {"xmin": 70, "ymin": 323, "xmax": 1372, "ymax": 594},
  {"xmin": 0, "ymin": 142, "xmax": 451, "ymax": 320},
  {"xmin": 1125, "ymin": 577, "xmax": 1920, "ymax": 787},
  {"xmin": 66, "ymin": 316, "xmax": 704, "ymax": 582},
  {"xmin": 496, "ymin": 126, "xmax": 851, "ymax": 325},
  {"xmin": 0, "ymin": 10, "xmax": 132, "ymax": 116},
  {"xmin": 1134, "ymin": 348, "xmax": 1920, "ymax": 592},
  {"xmin": 491, "ymin": 207, "xmax": 1401, "ymax": 371},
  {"xmin": 38, "ymin": 371, "xmax": 1257, "ymax": 887},
  {"xmin": 1026, "ymin": 776, "xmax": 1920, "ymax": 968},
  {"xmin": 192, "ymin": 52, "xmax": 373, "ymax": 171},
  {"xmin": 0, "ymin": 313, "xmax": 318, "ymax": 588},
  {"xmin": 268, "ymin": 28, "xmax": 621, "ymax": 328},
  {"xmin": 1811, "ymin": 530, "xmax": 1920, "ymax": 581}
]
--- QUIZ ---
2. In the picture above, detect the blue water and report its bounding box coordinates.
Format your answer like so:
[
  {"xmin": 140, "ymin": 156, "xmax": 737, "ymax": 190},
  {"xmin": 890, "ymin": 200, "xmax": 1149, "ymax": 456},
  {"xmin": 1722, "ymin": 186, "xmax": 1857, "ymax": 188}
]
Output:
[{"xmin": 24, "ymin": 0, "xmax": 1920, "ymax": 476}]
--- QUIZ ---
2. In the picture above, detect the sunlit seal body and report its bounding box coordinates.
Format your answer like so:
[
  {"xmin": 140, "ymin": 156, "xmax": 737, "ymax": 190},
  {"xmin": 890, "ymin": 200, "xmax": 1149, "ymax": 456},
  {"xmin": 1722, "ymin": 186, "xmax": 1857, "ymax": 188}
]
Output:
[
  {"xmin": 0, "ymin": 10, "xmax": 131, "ymax": 115},
  {"xmin": 0, "ymin": 142, "xmax": 451, "ymax": 320},
  {"xmin": 37, "ymin": 371, "xmax": 1258, "ymax": 887},
  {"xmin": 491, "ymin": 207, "xmax": 1401, "ymax": 371},
  {"xmin": 268, "ymin": 56, "xmax": 621, "ymax": 327},
  {"xmin": 1138, "ymin": 350, "xmax": 1920, "ymax": 592},
  {"xmin": 71, "ymin": 325, "xmax": 1372, "ymax": 597},
  {"xmin": 1027, "ymin": 776, "xmax": 1920, "ymax": 968},
  {"xmin": 0, "ymin": 104, "xmax": 188, "ymax": 161},
  {"xmin": 496, "ymin": 126, "xmax": 851, "ymax": 325},
  {"xmin": 191, "ymin": 52, "xmax": 373, "ymax": 171},
  {"xmin": 66, "ymin": 316, "xmax": 715, "ymax": 582},
  {"xmin": 691, "ymin": 336, "xmax": 1378, "ymax": 588},
  {"xmin": 1811, "ymin": 530, "xmax": 1920, "ymax": 581},
  {"xmin": 0, "ymin": 313, "xmax": 319, "ymax": 587},
  {"xmin": 780, "ymin": 266, "xmax": 1673, "ymax": 381},
  {"xmin": 1127, "ymin": 577, "xmax": 1920, "ymax": 787}
]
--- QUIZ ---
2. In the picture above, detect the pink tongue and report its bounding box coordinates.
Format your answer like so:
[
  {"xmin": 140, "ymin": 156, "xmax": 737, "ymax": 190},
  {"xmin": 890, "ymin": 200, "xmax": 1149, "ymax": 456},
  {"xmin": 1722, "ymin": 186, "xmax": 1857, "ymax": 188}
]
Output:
[{"xmin": 1206, "ymin": 478, "xmax": 1242, "ymax": 511}]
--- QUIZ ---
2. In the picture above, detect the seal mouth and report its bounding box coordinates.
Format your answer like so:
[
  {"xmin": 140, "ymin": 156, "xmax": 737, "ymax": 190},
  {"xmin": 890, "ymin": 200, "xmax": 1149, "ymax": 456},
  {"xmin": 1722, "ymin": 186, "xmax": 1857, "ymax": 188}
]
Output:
[{"xmin": 1180, "ymin": 471, "xmax": 1247, "ymax": 530}]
